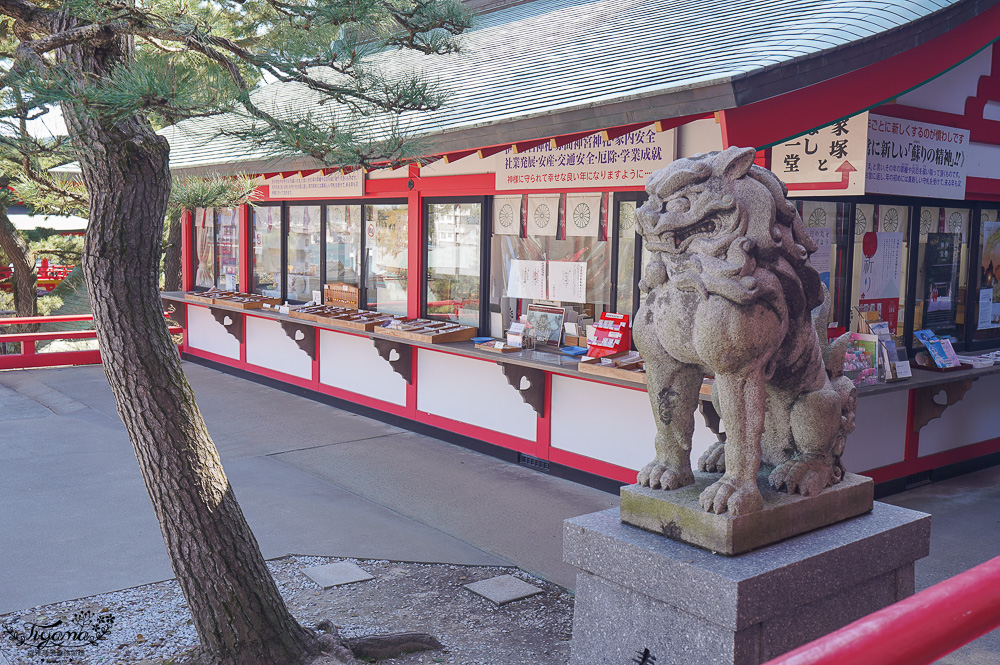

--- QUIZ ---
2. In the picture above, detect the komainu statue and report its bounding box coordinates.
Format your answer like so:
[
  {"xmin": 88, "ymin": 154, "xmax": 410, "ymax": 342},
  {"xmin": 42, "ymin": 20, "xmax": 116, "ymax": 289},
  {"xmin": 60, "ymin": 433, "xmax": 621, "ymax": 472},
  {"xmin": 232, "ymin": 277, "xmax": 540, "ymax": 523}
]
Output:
[{"xmin": 633, "ymin": 147, "xmax": 856, "ymax": 516}]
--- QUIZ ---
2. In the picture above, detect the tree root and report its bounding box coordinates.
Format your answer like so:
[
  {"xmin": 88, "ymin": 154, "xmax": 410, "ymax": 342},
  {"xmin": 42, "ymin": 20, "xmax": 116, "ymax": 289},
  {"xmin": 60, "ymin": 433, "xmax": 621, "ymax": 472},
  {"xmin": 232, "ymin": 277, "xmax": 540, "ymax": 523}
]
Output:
[{"xmin": 311, "ymin": 622, "xmax": 444, "ymax": 664}]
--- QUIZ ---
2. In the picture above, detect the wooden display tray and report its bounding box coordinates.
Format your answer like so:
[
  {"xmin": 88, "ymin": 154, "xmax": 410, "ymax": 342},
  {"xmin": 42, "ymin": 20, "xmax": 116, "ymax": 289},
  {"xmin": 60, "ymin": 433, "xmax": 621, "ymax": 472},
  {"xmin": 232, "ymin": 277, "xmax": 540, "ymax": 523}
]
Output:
[
  {"xmin": 288, "ymin": 304, "xmax": 356, "ymax": 323},
  {"xmin": 184, "ymin": 291, "xmax": 282, "ymax": 308},
  {"xmin": 212, "ymin": 294, "xmax": 282, "ymax": 309},
  {"xmin": 290, "ymin": 306, "xmax": 403, "ymax": 331},
  {"xmin": 475, "ymin": 341, "xmax": 521, "ymax": 353},
  {"xmin": 329, "ymin": 312, "xmax": 405, "ymax": 331},
  {"xmin": 184, "ymin": 290, "xmax": 236, "ymax": 304},
  {"xmin": 578, "ymin": 354, "xmax": 647, "ymax": 384},
  {"xmin": 912, "ymin": 362, "xmax": 964, "ymax": 373},
  {"xmin": 379, "ymin": 318, "xmax": 478, "ymax": 343}
]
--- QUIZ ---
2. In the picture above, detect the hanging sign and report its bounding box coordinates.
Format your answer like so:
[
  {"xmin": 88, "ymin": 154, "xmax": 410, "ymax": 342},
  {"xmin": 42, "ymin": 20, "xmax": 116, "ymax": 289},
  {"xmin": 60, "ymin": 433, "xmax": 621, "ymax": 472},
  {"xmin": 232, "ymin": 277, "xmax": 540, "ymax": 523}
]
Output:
[
  {"xmin": 774, "ymin": 114, "xmax": 867, "ymax": 196},
  {"xmin": 267, "ymin": 170, "xmax": 364, "ymax": 199},
  {"xmin": 493, "ymin": 195, "xmax": 522, "ymax": 235},
  {"xmin": 565, "ymin": 193, "xmax": 602, "ymax": 238},
  {"xmin": 526, "ymin": 195, "xmax": 560, "ymax": 237},
  {"xmin": 857, "ymin": 232, "xmax": 904, "ymax": 334},
  {"xmin": 865, "ymin": 114, "xmax": 969, "ymax": 200},
  {"xmin": 495, "ymin": 128, "xmax": 675, "ymax": 190}
]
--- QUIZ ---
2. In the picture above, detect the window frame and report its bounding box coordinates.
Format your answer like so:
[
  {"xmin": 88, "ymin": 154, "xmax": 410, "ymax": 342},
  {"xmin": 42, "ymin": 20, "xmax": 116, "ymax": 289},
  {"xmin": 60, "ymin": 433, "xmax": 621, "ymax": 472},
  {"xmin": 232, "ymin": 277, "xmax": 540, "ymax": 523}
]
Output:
[
  {"xmin": 610, "ymin": 191, "xmax": 647, "ymax": 320},
  {"xmin": 421, "ymin": 195, "xmax": 491, "ymax": 334}
]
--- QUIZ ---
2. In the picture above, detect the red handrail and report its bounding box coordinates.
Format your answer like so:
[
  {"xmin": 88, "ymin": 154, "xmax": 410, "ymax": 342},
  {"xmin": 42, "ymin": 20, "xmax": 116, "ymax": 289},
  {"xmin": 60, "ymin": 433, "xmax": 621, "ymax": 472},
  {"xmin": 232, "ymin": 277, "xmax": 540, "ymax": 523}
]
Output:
[
  {"xmin": 764, "ymin": 555, "xmax": 1000, "ymax": 665},
  {"xmin": 0, "ymin": 314, "xmax": 96, "ymax": 325},
  {"xmin": 0, "ymin": 313, "xmax": 182, "ymax": 370}
]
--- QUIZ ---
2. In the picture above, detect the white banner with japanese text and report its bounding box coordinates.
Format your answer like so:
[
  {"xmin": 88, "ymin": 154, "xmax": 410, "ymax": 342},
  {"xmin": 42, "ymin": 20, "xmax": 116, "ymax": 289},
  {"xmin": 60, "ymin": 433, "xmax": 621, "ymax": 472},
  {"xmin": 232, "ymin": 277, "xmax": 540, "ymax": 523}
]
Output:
[
  {"xmin": 495, "ymin": 128, "xmax": 675, "ymax": 190},
  {"xmin": 266, "ymin": 170, "xmax": 364, "ymax": 199},
  {"xmin": 773, "ymin": 114, "xmax": 868, "ymax": 196},
  {"xmin": 865, "ymin": 114, "xmax": 969, "ymax": 199}
]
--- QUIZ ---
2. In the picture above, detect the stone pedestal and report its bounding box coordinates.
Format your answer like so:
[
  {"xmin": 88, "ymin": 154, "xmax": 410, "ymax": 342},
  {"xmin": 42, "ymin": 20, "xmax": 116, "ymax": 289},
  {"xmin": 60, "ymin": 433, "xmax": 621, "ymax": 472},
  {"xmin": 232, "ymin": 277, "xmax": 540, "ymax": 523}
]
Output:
[
  {"xmin": 620, "ymin": 472, "xmax": 874, "ymax": 555},
  {"xmin": 564, "ymin": 502, "xmax": 930, "ymax": 665}
]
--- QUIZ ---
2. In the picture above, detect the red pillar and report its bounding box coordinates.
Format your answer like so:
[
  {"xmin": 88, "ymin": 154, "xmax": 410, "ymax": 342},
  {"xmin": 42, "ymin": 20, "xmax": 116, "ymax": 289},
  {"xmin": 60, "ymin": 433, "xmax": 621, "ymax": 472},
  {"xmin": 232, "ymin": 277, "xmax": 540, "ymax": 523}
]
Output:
[
  {"xmin": 181, "ymin": 209, "xmax": 194, "ymax": 292},
  {"xmin": 239, "ymin": 204, "xmax": 251, "ymax": 293},
  {"xmin": 407, "ymin": 163, "xmax": 423, "ymax": 319}
]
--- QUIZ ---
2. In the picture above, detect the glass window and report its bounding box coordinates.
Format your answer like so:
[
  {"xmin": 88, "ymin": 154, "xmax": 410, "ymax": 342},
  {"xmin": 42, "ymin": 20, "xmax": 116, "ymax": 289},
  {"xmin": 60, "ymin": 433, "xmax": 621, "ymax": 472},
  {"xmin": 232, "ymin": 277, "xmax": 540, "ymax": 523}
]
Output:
[
  {"xmin": 194, "ymin": 207, "xmax": 215, "ymax": 289},
  {"xmin": 616, "ymin": 199, "xmax": 637, "ymax": 316},
  {"xmin": 252, "ymin": 205, "xmax": 282, "ymax": 298},
  {"xmin": 490, "ymin": 193, "xmax": 611, "ymax": 338},
  {"xmin": 849, "ymin": 203, "xmax": 910, "ymax": 335},
  {"xmin": 795, "ymin": 200, "xmax": 851, "ymax": 328},
  {"xmin": 914, "ymin": 206, "xmax": 970, "ymax": 342},
  {"xmin": 286, "ymin": 205, "xmax": 321, "ymax": 302},
  {"xmin": 325, "ymin": 204, "xmax": 362, "ymax": 287},
  {"xmin": 426, "ymin": 202, "xmax": 482, "ymax": 327},
  {"xmin": 974, "ymin": 207, "xmax": 1000, "ymax": 342},
  {"xmin": 216, "ymin": 207, "xmax": 240, "ymax": 291},
  {"xmin": 364, "ymin": 203, "xmax": 409, "ymax": 315}
]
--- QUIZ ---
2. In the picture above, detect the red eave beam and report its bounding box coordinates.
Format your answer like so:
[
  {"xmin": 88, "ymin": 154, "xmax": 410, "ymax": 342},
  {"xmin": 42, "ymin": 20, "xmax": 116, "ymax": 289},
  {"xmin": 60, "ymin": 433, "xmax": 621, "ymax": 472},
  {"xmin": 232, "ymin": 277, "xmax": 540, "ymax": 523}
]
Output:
[
  {"xmin": 719, "ymin": 4, "xmax": 1000, "ymax": 149},
  {"xmin": 763, "ymin": 556, "xmax": 1000, "ymax": 665}
]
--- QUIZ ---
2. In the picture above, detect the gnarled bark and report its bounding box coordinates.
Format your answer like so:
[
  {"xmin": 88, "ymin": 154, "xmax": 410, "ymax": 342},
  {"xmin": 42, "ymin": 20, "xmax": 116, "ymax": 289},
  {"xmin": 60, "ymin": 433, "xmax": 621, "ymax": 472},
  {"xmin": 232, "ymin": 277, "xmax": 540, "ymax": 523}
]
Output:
[
  {"xmin": 56, "ymin": 20, "xmax": 321, "ymax": 665},
  {"xmin": 0, "ymin": 209, "xmax": 38, "ymax": 323}
]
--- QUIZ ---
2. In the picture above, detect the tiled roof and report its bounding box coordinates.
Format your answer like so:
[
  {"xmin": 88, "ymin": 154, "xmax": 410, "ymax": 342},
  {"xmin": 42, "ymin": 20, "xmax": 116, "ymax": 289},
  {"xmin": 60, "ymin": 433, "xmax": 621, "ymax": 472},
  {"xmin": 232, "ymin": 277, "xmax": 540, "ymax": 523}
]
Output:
[{"xmin": 56, "ymin": 0, "xmax": 988, "ymax": 175}]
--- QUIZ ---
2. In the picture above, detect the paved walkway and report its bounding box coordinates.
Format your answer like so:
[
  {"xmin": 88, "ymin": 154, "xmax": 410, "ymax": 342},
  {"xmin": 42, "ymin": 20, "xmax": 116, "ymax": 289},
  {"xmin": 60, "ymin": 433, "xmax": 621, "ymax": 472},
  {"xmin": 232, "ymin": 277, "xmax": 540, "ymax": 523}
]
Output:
[{"xmin": 0, "ymin": 362, "xmax": 997, "ymax": 661}]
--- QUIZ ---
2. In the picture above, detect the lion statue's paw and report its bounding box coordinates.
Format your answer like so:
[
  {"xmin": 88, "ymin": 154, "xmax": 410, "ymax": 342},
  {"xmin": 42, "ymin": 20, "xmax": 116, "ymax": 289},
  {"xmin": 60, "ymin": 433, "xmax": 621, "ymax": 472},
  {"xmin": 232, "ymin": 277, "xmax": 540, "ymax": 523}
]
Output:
[
  {"xmin": 637, "ymin": 460, "xmax": 694, "ymax": 490},
  {"xmin": 768, "ymin": 457, "xmax": 836, "ymax": 496},
  {"xmin": 697, "ymin": 441, "xmax": 726, "ymax": 473},
  {"xmin": 699, "ymin": 478, "xmax": 763, "ymax": 516}
]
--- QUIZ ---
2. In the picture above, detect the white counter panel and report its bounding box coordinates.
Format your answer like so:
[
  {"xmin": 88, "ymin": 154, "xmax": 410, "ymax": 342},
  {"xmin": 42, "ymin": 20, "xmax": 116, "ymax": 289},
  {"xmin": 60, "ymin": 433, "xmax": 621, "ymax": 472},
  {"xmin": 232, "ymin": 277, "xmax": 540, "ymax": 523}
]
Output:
[
  {"xmin": 842, "ymin": 390, "xmax": 908, "ymax": 473},
  {"xmin": 245, "ymin": 316, "xmax": 312, "ymax": 379},
  {"xmin": 550, "ymin": 375, "xmax": 719, "ymax": 471},
  {"xmin": 187, "ymin": 304, "xmax": 240, "ymax": 359},
  {"xmin": 319, "ymin": 330, "xmax": 406, "ymax": 406},
  {"xmin": 416, "ymin": 349, "xmax": 536, "ymax": 441},
  {"xmin": 919, "ymin": 374, "xmax": 1000, "ymax": 457}
]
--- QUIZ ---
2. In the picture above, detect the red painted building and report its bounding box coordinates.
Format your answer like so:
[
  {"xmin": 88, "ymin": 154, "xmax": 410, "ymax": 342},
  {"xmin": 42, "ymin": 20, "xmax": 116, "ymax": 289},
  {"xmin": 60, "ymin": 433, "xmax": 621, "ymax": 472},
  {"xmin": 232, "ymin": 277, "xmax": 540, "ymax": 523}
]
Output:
[{"xmin": 162, "ymin": 0, "xmax": 1000, "ymax": 492}]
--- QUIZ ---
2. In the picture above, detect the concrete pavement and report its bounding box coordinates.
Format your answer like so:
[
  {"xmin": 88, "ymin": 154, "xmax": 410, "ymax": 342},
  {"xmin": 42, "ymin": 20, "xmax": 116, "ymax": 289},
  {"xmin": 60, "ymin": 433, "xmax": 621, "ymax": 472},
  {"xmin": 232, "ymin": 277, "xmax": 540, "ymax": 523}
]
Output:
[
  {"xmin": 0, "ymin": 362, "xmax": 616, "ymax": 614},
  {"xmin": 0, "ymin": 361, "xmax": 997, "ymax": 662}
]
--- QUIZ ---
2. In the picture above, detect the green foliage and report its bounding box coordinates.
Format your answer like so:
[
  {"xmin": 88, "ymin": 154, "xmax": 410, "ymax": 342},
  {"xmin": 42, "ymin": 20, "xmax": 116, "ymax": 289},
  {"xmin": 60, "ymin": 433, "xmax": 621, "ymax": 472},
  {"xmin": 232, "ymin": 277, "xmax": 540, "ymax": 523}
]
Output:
[
  {"xmin": 30, "ymin": 233, "xmax": 84, "ymax": 266},
  {"xmin": 0, "ymin": 0, "xmax": 475, "ymax": 169},
  {"xmin": 169, "ymin": 173, "xmax": 260, "ymax": 215}
]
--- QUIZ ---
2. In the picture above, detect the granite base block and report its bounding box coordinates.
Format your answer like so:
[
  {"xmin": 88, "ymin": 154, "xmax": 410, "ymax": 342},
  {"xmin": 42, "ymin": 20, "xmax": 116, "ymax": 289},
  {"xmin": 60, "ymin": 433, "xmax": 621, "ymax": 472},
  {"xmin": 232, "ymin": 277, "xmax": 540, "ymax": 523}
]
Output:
[
  {"xmin": 620, "ymin": 472, "xmax": 874, "ymax": 555},
  {"xmin": 564, "ymin": 502, "xmax": 930, "ymax": 665}
]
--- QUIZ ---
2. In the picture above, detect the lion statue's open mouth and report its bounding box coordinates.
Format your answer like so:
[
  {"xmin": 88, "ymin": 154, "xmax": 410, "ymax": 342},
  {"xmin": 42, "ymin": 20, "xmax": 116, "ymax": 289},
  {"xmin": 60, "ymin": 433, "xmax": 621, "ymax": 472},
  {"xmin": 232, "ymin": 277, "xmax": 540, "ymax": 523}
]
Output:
[{"xmin": 632, "ymin": 147, "xmax": 856, "ymax": 517}]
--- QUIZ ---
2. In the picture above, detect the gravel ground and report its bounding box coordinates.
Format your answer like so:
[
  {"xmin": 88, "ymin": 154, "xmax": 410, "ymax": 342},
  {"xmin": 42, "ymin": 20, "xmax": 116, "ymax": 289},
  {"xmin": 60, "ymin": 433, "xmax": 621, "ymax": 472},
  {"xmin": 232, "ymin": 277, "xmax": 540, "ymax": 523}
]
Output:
[{"xmin": 0, "ymin": 556, "xmax": 573, "ymax": 665}]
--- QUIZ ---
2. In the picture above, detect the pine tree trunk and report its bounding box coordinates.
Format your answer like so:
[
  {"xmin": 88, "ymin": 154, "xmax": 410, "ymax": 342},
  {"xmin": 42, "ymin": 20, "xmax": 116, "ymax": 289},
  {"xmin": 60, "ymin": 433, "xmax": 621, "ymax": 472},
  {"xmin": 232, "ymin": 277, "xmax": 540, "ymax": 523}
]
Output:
[
  {"xmin": 0, "ymin": 209, "xmax": 38, "ymax": 355},
  {"xmin": 164, "ymin": 209, "xmax": 183, "ymax": 292},
  {"xmin": 0, "ymin": 210, "xmax": 39, "ymax": 323},
  {"xmin": 56, "ymin": 27, "xmax": 320, "ymax": 665}
]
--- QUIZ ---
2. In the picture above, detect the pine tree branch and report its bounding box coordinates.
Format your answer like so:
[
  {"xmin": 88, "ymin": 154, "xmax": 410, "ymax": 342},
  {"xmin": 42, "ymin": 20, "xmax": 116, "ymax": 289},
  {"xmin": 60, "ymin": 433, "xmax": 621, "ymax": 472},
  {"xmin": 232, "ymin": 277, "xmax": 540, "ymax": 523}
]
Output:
[
  {"xmin": 0, "ymin": 0, "xmax": 49, "ymax": 27},
  {"xmin": 20, "ymin": 20, "xmax": 133, "ymax": 56}
]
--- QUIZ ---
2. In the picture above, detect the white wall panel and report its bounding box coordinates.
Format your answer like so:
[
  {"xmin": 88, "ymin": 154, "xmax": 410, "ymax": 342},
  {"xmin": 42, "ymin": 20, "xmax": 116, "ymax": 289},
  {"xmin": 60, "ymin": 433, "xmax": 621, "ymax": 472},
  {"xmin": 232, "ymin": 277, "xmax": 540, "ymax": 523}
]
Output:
[
  {"xmin": 897, "ymin": 47, "xmax": 992, "ymax": 115},
  {"xmin": 416, "ymin": 349, "xmax": 536, "ymax": 441},
  {"xmin": 919, "ymin": 374, "xmax": 1000, "ymax": 457},
  {"xmin": 677, "ymin": 118, "xmax": 722, "ymax": 157},
  {"xmin": 550, "ymin": 375, "xmax": 719, "ymax": 471},
  {"xmin": 245, "ymin": 316, "xmax": 312, "ymax": 379},
  {"xmin": 318, "ymin": 330, "xmax": 406, "ymax": 406},
  {"xmin": 843, "ymin": 390, "xmax": 909, "ymax": 473},
  {"xmin": 187, "ymin": 304, "xmax": 240, "ymax": 359}
]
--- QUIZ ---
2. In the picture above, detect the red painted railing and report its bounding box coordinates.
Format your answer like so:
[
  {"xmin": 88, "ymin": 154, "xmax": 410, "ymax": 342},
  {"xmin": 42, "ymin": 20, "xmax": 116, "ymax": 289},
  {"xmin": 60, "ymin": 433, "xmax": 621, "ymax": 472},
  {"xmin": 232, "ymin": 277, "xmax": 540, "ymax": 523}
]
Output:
[
  {"xmin": 764, "ymin": 555, "xmax": 1000, "ymax": 665},
  {"xmin": 0, "ymin": 314, "xmax": 181, "ymax": 370}
]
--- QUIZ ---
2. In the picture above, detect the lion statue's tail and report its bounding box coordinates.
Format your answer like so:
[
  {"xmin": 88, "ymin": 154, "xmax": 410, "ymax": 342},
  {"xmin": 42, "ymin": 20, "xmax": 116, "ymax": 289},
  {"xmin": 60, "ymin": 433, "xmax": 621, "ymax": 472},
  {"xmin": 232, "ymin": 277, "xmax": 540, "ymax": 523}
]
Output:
[{"xmin": 812, "ymin": 285, "xmax": 857, "ymax": 481}]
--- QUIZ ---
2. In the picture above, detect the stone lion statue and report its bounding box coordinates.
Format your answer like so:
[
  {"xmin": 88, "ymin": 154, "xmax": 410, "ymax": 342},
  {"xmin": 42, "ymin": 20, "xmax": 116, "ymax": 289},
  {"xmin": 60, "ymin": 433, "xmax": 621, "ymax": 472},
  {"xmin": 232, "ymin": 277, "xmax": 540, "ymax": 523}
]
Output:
[{"xmin": 633, "ymin": 147, "xmax": 857, "ymax": 516}]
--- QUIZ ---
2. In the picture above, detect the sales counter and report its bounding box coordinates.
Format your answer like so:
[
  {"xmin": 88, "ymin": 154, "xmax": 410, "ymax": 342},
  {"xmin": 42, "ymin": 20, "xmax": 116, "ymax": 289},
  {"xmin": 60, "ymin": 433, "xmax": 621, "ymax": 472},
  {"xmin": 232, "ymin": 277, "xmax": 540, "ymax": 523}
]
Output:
[{"xmin": 162, "ymin": 292, "xmax": 1000, "ymax": 492}]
